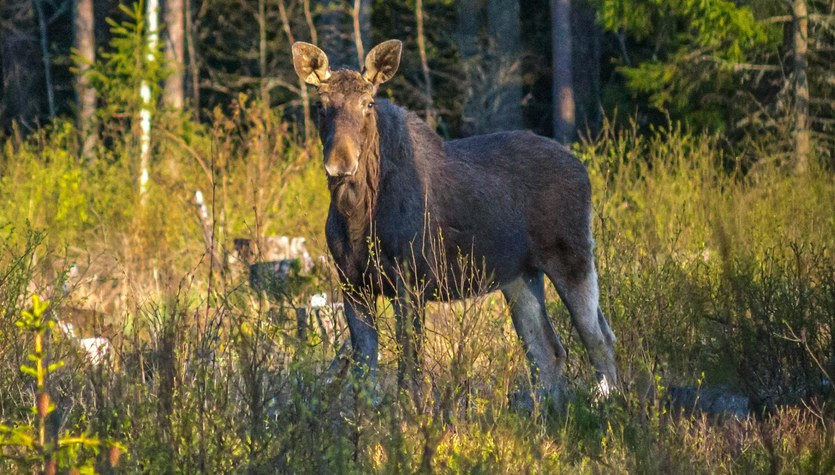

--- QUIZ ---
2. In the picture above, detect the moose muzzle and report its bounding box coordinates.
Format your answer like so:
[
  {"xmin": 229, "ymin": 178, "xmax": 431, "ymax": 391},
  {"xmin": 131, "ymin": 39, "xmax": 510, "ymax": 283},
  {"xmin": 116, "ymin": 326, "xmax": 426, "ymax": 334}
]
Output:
[{"xmin": 324, "ymin": 136, "xmax": 360, "ymax": 177}]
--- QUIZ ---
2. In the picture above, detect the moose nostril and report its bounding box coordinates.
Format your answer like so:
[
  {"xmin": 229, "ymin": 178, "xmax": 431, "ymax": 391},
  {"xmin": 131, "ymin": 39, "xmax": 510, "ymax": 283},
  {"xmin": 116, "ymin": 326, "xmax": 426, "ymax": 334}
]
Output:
[
  {"xmin": 324, "ymin": 163, "xmax": 340, "ymax": 176},
  {"xmin": 325, "ymin": 162, "xmax": 355, "ymax": 177}
]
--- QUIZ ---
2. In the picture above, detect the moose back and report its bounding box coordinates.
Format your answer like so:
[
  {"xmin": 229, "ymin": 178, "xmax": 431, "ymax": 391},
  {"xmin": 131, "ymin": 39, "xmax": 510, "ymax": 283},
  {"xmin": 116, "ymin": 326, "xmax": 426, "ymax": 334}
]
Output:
[{"xmin": 292, "ymin": 39, "xmax": 617, "ymax": 403}]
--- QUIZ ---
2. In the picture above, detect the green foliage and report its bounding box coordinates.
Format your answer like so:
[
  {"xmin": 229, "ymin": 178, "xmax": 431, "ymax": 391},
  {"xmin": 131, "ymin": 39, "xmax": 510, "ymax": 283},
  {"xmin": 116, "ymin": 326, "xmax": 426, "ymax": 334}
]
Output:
[
  {"xmin": 0, "ymin": 295, "xmax": 125, "ymax": 473},
  {"xmin": 577, "ymin": 121, "xmax": 834, "ymax": 400},
  {"xmin": 85, "ymin": 0, "xmax": 167, "ymax": 129},
  {"xmin": 1, "ymin": 103, "xmax": 834, "ymax": 472},
  {"xmin": 0, "ymin": 121, "xmax": 91, "ymax": 246},
  {"xmin": 597, "ymin": 0, "xmax": 772, "ymax": 60},
  {"xmin": 595, "ymin": 0, "xmax": 782, "ymax": 130}
]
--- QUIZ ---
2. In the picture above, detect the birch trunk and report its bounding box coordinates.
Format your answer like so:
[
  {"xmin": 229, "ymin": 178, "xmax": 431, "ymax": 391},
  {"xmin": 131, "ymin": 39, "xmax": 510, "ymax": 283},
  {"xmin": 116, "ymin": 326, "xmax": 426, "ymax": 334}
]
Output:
[
  {"xmin": 163, "ymin": 0, "xmax": 185, "ymax": 109},
  {"xmin": 74, "ymin": 0, "xmax": 96, "ymax": 159},
  {"xmin": 793, "ymin": 0, "xmax": 810, "ymax": 173},
  {"xmin": 140, "ymin": 0, "xmax": 160, "ymax": 200}
]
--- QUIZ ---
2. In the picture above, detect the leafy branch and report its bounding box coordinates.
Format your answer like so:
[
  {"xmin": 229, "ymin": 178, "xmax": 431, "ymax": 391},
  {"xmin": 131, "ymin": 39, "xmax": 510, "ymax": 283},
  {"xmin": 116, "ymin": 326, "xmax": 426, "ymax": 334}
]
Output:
[{"xmin": 0, "ymin": 295, "xmax": 125, "ymax": 474}]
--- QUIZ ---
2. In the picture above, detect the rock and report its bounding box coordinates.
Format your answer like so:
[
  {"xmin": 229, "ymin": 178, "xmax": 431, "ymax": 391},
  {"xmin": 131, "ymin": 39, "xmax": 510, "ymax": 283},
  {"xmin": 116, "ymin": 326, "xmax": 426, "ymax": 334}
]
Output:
[{"xmin": 667, "ymin": 386, "xmax": 751, "ymax": 419}]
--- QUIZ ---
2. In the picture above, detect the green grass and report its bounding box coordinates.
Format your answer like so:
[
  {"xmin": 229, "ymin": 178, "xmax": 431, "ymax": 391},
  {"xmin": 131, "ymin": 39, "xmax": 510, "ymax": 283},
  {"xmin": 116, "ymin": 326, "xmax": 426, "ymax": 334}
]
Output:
[{"xmin": 0, "ymin": 111, "xmax": 833, "ymax": 473}]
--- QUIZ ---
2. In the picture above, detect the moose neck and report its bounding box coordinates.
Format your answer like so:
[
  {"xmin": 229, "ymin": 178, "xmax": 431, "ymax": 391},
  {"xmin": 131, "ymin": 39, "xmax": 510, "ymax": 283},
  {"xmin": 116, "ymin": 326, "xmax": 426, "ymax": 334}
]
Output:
[{"xmin": 328, "ymin": 111, "xmax": 382, "ymax": 244}]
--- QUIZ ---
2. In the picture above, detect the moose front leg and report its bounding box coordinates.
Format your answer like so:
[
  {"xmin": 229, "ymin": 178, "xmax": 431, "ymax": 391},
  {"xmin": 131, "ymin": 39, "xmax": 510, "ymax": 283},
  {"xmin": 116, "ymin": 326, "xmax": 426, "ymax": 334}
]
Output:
[
  {"xmin": 344, "ymin": 300, "xmax": 379, "ymax": 379},
  {"xmin": 394, "ymin": 278, "xmax": 424, "ymax": 396}
]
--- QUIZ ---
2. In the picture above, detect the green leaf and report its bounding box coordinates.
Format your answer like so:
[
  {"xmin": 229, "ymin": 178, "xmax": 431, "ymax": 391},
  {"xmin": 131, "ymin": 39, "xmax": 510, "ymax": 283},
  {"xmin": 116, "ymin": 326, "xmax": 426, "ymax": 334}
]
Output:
[
  {"xmin": 19, "ymin": 365, "xmax": 37, "ymax": 377},
  {"xmin": 47, "ymin": 361, "xmax": 65, "ymax": 372}
]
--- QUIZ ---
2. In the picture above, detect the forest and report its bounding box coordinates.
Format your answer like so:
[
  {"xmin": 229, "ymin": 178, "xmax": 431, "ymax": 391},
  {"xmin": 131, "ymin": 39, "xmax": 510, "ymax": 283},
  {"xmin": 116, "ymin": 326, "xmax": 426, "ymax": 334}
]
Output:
[{"xmin": 0, "ymin": 0, "xmax": 834, "ymax": 473}]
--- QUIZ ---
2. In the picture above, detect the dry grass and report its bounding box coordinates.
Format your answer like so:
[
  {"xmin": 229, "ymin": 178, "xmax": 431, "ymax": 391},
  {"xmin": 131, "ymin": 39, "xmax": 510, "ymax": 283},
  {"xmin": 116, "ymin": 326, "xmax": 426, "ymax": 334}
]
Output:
[{"xmin": 1, "ymin": 113, "xmax": 834, "ymax": 473}]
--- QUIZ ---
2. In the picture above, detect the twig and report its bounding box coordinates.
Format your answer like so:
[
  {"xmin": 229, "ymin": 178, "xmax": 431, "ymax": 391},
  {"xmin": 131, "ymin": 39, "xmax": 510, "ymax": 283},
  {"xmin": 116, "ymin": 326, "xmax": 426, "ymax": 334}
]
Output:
[
  {"xmin": 352, "ymin": 0, "xmax": 364, "ymax": 67},
  {"xmin": 303, "ymin": 0, "xmax": 317, "ymax": 45},
  {"xmin": 780, "ymin": 322, "xmax": 831, "ymax": 384}
]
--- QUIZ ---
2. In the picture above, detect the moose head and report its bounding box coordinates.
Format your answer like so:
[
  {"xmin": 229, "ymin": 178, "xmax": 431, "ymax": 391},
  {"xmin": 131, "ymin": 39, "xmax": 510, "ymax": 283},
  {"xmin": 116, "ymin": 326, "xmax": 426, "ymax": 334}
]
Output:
[{"xmin": 292, "ymin": 40, "xmax": 402, "ymax": 178}]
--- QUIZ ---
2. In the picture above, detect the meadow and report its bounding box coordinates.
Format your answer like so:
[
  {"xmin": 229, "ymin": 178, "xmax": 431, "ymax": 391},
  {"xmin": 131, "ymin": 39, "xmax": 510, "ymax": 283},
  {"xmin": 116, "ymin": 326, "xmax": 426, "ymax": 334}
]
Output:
[{"xmin": 1, "ymin": 105, "xmax": 833, "ymax": 473}]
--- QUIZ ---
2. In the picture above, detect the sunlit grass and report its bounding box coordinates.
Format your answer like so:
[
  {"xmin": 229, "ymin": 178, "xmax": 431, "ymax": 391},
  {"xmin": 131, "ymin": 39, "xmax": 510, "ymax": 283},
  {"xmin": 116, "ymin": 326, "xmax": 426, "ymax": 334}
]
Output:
[{"xmin": 1, "ymin": 113, "xmax": 833, "ymax": 473}]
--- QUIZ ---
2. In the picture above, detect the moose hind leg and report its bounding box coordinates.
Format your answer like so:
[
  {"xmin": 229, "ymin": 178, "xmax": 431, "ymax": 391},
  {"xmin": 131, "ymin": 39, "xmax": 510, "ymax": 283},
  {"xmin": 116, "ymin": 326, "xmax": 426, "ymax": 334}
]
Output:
[
  {"xmin": 546, "ymin": 261, "xmax": 617, "ymax": 397},
  {"xmin": 502, "ymin": 272, "xmax": 567, "ymax": 406}
]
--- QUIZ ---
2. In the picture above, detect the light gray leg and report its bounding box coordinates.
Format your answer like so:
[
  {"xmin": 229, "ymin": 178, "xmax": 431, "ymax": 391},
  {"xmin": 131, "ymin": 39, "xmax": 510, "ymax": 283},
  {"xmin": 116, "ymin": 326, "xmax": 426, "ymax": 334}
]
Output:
[
  {"xmin": 547, "ymin": 264, "xmax": 617, "ymax": 396},
  {"xmin": 344, "ymin": 299, "xmax": 378, "ymax": 379},
  {"xmin": 502, "ymin": 272, "xmax": 567, "ymax": 405},
  {"xmin": 598, "ymin": 307, "xmax": 616, "ymax": 348}
]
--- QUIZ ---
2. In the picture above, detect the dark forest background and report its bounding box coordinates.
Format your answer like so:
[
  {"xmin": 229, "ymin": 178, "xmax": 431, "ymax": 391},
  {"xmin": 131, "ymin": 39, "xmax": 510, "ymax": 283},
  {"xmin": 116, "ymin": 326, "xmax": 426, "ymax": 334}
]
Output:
[{"xmin": 2, "ymin": 0, "xmax": 833, "ymax": 166}]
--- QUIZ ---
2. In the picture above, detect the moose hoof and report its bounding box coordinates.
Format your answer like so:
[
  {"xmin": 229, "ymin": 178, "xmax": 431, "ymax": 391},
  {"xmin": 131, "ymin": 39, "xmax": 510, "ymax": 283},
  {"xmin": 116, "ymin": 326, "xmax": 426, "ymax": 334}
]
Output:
[{"xmin": 594, "ymin": 371, "xmax": 617, "ymax": 401}]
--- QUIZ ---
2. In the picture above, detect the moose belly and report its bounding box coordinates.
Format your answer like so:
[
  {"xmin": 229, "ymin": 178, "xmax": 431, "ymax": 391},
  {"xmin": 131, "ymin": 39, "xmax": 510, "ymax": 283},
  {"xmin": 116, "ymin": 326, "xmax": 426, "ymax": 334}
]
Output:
[
  {"xmin": 430, "ymin": 226, "xmax": 529, "ymax": 300},
  {"xmin": 375, "ymin": 205, "xmax": 530, "ymax": 301}
]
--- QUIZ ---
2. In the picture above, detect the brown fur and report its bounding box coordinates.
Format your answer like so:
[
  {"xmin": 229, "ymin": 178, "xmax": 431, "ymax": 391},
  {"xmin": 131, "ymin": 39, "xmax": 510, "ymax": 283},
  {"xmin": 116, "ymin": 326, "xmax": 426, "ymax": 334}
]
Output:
[
  {"xmin": 323, "ymin": 91, "xmax": 592, "ymax": 300},
  {"xmin": 293, "ymin": 40, "xmax": 617, "ymax": 399}
]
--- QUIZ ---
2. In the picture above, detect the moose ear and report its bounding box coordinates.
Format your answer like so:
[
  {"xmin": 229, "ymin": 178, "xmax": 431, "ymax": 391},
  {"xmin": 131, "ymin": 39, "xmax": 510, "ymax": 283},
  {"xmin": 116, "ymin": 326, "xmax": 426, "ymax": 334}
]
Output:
[
  {"xmin": 292, "ymin": 42, "xmax": 331, "ymax": 86},
  {"xmin": 363, "ymin": 40, "xmax": 402, "ymax": 85}
]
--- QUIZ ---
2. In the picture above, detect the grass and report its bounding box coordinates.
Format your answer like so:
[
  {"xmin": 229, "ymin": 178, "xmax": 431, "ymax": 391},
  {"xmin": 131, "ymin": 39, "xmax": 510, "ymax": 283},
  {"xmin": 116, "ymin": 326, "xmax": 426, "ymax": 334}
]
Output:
[{"xmin": 0, "ymin": 108, "xmax": 833, "ymax": 473}]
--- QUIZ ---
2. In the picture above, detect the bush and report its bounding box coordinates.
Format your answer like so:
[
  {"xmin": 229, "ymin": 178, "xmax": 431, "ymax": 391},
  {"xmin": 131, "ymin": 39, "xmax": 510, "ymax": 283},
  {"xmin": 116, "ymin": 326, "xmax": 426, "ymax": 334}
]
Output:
[{"xmin": 1, "ymin": 112, "xmax": 833, "ymax": 472}]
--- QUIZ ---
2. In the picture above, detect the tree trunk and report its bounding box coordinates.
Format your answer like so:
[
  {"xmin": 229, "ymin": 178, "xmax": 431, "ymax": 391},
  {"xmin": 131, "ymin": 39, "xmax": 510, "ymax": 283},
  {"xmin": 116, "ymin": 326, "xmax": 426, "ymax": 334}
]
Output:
[
  {"xmin": 359, "ymin": 0, "xmax": 370, "ymax": 59},
  {"xmin": 792, "ymin": 0, "xmax": 810, "ymax": 173},
  {"xmin": 32, "ymin": 0, "xmax": 55, "ymax": 119},
  {"xmin": 185, "ymin": 0, "xmax": 199, "ymax": 116},
  {"xmin": 319, "ymin": 0, "xmax": 348, "ymax": 68},
  {"xmin": 591, "ymin": 11, "xmax": 601, "ymax": 131},
  {"xmin": 416, "ymin": 0, "xmax": 436, "ymax": 128},
  {"xmin": 257, "ymin": 0, "xmax": 268, "ymax": 102},
  {"xmin": 571, "ymin": 0, "xmax": 601, "ymax": 136},
  {"xmin": 0, "ymin": 1, "xmax": 40, "ymax": 129},
  {"xmin": 140, "ymin": 0, "xmax": 160, "ymax": 201},
  {"xmin": 301, "ymin": 0, "xmax": 316, "ymax": 139},
  {"xmin": 163, "ymin": 0, "xmax": 185, "ymax": 109},
  {"xmin": 551, "ymin": 0, "xmax": 575, "ymax": 143},
  {"xmin": 456, "ymin": 0, "xmax": 481, "ymax": 135},
  {"xmin": 487, "ymin": 0, "xmax": 522, "ymax": 131},
  {"xmin": 74, "ymin": 0, "xmax": 96, "ymax": 159},
  {"xmin": 279, "ymin": 0, "xmax": 312, "ymax": 139},
  {"xmin": 456, "ymin": 0, "xmax": 479, "ymax": 59}
]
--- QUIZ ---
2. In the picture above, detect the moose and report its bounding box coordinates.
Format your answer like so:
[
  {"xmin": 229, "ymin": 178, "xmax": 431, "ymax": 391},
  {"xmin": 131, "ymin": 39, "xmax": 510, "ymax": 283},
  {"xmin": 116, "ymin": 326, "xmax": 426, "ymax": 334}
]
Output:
[{"xmin": 291, "ymin": 39, "xmax": 617, "ymax": 405}]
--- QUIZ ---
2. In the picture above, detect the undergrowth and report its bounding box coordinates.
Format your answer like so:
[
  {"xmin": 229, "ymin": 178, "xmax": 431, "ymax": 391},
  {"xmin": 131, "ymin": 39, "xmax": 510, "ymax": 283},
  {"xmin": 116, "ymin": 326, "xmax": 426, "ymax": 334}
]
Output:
[{"xmin": 0, "ymin": 111, "xmax": 833, "ymax": 473}]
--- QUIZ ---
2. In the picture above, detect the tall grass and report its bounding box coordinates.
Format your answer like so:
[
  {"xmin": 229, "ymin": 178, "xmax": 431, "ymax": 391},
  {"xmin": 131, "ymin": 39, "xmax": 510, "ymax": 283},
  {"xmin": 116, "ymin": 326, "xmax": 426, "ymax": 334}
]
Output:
[
  {"xmin": 580, "ymin": 122, "xmax": 834, "ymax": 405},
  {"xmin": 0, "ymin": 111, "xmax": 833, "ymax": 473}
]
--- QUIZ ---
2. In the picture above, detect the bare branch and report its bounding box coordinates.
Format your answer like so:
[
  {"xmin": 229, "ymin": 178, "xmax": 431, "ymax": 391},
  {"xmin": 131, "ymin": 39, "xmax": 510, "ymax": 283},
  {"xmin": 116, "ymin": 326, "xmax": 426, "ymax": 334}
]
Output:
[
  {"xmin": 352, "ymin": 0, "xmax": 364, "ymax": 67},
  {"xmin": 698, "ymin": 54, "xmax": 782, "ymax": 72},
  {"xmin": 201, "ymin": 75, "xmax": 300, "ymax": 95},
  {"xmin": 762, "ymin": 14, "xmax": 835, "ymax": 24},
  {"xmin": 303, "ymin": 0, "xmax": 318, "ymax": 45},
  {"xmin": 764, "ymin": 15, "xmax": 791, "ymax": 23}
]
